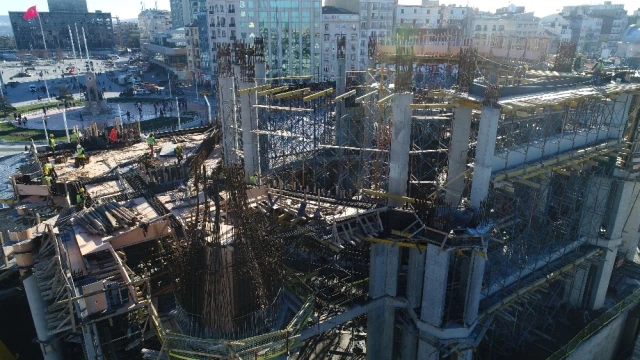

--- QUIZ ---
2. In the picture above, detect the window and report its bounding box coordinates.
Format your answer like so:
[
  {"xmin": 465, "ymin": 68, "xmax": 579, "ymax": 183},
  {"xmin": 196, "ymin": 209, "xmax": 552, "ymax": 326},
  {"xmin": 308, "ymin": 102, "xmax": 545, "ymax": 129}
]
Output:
[
  {"xmin": 492, "ymin": 25, "xmax": 496, "ymax": 31},
  {"xmin": 413, "ymin": 9, "xmax": 417, "ymax": 14},
  {"xmin": 483, "ymin": 25, "xmax": 487, "ymax": 31},
  {"xmin": 351, "ymin": 54, "xmax": 356, "ymax": 60},
  {"xmin": 400, "ymin": 9, "xmax": 404, "ymax": 14},
  {"xmin": 324, "ymin": 34, "xmax": 330, "ymax": 41},
  {"xmin": 475, "ymin": 25, "xmax": 481, "ymax": 31},
  {"xmin": 426, "ymin": 19, "xmax": 430, "ymax": 24},
  {"xmin": 499, "ymin": 25, "xmax": 504, "ymax": 31},
  {"xmin": 427, "ymin": 10, "xmax": 430, "ymax": 14},
  {"xmin": 325, "ymin": 24, "xmax": 329, "ymax": 30}
]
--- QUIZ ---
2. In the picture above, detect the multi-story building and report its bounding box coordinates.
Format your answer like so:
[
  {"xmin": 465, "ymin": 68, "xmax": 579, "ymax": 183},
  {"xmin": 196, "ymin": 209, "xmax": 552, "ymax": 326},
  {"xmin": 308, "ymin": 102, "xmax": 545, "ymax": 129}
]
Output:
[
  {"xmin": 47, "ymin": 0, "xmax": 88, "ymax": 13},
  {"xmin": 358, "ymin": 0, "xmax": 394, "ymax": 68},
  {"xmin": 171, "ymin": 0, "xmax": 208, "ymax": 29},
  {"xmin": 138, "ymin": 9, "xmax": 172, "ymax": 45},
  {"xmin": 395, "ymin": 4, "xmax": 443, "ymax": 30},
  {"xmin": 562, "ymin": 2, "xmax": 626, "ymax": 55},
  {"xmin": 320, "ymin": 6, "xmax": 359, "ymax": 81},
  {"xmin": 567, "ymin": 16, "xmax": 603, "ymax": 57},
  {"xmin": 10, "ymin": 0, "xmax": 114, "ymax": 51},
  {"xmin": 256, "ymin": 0, "xmax": 322, "ymax": 77},
  {"xmin": 113, "ymin": 21, "xmax": 140, "ymax": 49},
  {"xmin": 471, "ymin": 10, "xmax": 543, "ymax": 41},
  {"xmin": 541, "ymin": 14, "xmax": 573, "ymax": 53},
  {"xmin": 197, "ymin": 11, "xmax": 211, "ymax": 73},
  {"xmin": 144, "ymin": 28, "xmax": 189, "ymax": 79},
  {"xmin": 185, "ymin": 22, "xmax": 201, "ymax": 77}
]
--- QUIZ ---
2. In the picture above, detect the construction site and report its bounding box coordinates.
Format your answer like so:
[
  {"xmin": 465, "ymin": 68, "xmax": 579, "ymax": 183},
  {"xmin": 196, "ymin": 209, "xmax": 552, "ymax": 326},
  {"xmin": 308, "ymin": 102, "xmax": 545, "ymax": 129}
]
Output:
[{"xmin": 2, "ymin": 34, "xmax": 640, "ymax": 360}]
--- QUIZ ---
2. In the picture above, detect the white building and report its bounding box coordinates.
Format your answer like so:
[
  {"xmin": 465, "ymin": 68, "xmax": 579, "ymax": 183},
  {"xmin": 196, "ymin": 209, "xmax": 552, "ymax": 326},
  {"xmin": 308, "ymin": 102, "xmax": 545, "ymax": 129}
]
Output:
[
  {"xmin": 568, "ymin": 16, "xmax": 603, "ymax": 57},
  {"xmin": 541, "ymin": 14, "xmax": 573, "ymax": 42},
  {"xmin": 562, "ymin": 2, "xmax": 626, "ymax": 54},
  {"xmin": 138, "ymin": 9, "xmax": 173, "ymax": 44},
  {"xmin": 471, "ymin": 11, "xmax": 543, "ymax": 39},
  {"xmin": 321, "ymin": 6, "xmax": 360, "ymax": 81},
  {"xmin": 395, "ymin": 5, "xmax": 442, "ymax": 30},
  {"xmin": 358, "ymin": 0, "xmax": 394, "ymax": 69}
]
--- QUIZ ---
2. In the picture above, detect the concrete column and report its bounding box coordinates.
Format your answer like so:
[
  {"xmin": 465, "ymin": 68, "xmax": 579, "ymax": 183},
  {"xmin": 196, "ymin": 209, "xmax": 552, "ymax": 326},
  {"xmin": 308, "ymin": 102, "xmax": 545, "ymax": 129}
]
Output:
[
  {"xmin": 335, "ymin": 57, "xmax": 347, "ymax": 146},
  {"xmin": 367, "ymin": 243, "xmax": 399, "ymax": 360},
  {"xmin": 388, "ymin": 93, "xmax": 413, "ymax": 207},
  {"xmin": 606, "ymin": 180, "xmax": 637, "ymax": 240},
  {"xmin": 402, "ymin": 248, "xmax": 426, "ymax": 360},
  {"xmin": 445, "ymin": 106, "xmax": 472, "ymax": 206},
  {"xmin": 579, "ymin": 176, "xmax": 612, "ymax": 239},
  {"xmin": 464, "ymin": 249, "xmax": 486, "ymax": 326},
  {"xmin": 565, "ymin": 265, "xmax": 589, "ymax": 307},
  {"xmin": 611, "ymin": 93, "xmax": 632, "ymax": 139},
  {"xmin": 237, "ymin": 69, "xmax": 259, "ymax": 182},
  {"xmin": 587, "ymin": 179, "xmax": 638, "ymax": 310},
  {"xmin": 589, "ymin": 242, "xmax": 617, "ymax": 310},
  {"xmin": 219, "ymin": 75, "xmax": 239, "ymax": 165},
  {"xmin": 470, "ymin": 105, "xmax": 500, "ymax": 209},
  {"xmin": 255, "ymin": 62, "xmax": 269, "ymax": 175},
  {"xmin": 416, "ymin": 245, "xmax": 450, "ymax": 360}
]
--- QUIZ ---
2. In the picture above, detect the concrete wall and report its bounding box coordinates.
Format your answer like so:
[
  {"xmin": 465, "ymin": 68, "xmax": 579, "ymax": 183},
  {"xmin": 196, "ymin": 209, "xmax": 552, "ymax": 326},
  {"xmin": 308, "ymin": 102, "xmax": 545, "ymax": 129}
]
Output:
[{"xmin": 566, "ymin": 309, "xmax": 629, "ymax": 360}]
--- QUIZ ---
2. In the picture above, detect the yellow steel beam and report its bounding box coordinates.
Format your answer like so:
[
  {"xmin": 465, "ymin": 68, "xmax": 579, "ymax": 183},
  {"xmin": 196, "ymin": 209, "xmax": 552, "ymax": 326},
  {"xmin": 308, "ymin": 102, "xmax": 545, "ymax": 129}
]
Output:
[
  {"xmin": 274, "ymin": 88, "xmax": 311, "ymax": 100},
  {"xmin": 257, "ymin": 85, "xmax": 289, "ymax": 97},
  {"xmin": 334, "ymin": 89, "xmax": 356, "ymax": 102},
  {"xmin": 453, "ymin": 98, "xmax": 482, "ymax": 109},
  {"xmin": 238, "ymin": 84, "xmax": 272, "ymax": 95},
  {"xmin": 303, "ymin": 88, "xmax": 334, "ymax": 102},
  {"xmin": 365, "ymin": 237, "xmax": 427, "ymax": 250},
  {"xmin": 378, "ymin": 93, "xmax": 394, "ymax": 105},
  {"xmin": 410, "ymin": 103, "xmax": 456, "ymax": 110}
]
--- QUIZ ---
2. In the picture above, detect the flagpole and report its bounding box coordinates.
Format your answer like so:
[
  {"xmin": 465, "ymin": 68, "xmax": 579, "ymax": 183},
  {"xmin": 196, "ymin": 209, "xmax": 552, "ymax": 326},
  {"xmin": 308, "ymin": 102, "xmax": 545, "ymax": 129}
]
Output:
[
  {"xmin": 82, "ymin": 27, "xmax": 89, "ymax": 60},
  {"xmin": 75, "ymin": 23, "xmax": 83, "ymax": 62},
  {"xmin": 36, "ymin": 15, "xmax": 51, "ymax": 102},
  {"xmin": 68, "ymin": 25, "xmax": 77, "ymax": 68},
  {"xmin": 62, "ymin": 107, "xmax": 70, "ymax": 143}
]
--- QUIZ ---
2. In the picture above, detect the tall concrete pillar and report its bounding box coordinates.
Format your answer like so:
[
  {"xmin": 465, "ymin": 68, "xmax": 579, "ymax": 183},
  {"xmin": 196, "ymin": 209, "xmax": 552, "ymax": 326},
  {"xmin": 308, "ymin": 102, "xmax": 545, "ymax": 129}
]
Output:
[
  {"xmin": 402, "ymin": 248, "xmax": 426, "ymax": 360},
  {"xmin": 388, "ymin": 93, "xmax": 413, "ymax": 207},
  {"xmin": 255, "ymin": 62, "xmax": 269, "ymax": 175},
  {"xmin": 470, "ymin": 105, "xmax": 500, "ymax": 209},
  {"xmin": 445, "ymin": 106, "xmax": 472, "ymax": 206},
  {"xmin": 610, "ymin": 93, "xmax": 632, "ymax": 139},
  {"xmin": 236, "ymin": 65, "xmax": 259, "ymax": 182},
  {"xmin": 367, "ymin": 243, "xmax": 399, "ymax": 360},
  {"xmin": 417, "ymin": 244, "xmax": 450, "ymax": 360},
  {"xmin": 461, "ymin": 105, "xmax": 500, "ymax": 330},
  {"xmin": 565, "ymin": 265, "xmax": 589, "ymax": 307},
  {"xmin": 219, "ymin": 74, "xmax": 239, "ymax": 165},
  {"xmin": 335, "ymin": 57, "xmax": 347, "ymax": 146}
]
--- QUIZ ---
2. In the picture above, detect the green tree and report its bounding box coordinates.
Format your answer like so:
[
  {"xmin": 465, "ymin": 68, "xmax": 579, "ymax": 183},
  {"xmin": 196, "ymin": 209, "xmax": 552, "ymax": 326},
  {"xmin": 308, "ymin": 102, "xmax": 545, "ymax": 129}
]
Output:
[
  {"xmin": 0, "ymin": 96, "xmax": 16, "ymax": 117},
  {"xmin": 57, "ymin": 87, "xmax": 73, "ymax": 101}
]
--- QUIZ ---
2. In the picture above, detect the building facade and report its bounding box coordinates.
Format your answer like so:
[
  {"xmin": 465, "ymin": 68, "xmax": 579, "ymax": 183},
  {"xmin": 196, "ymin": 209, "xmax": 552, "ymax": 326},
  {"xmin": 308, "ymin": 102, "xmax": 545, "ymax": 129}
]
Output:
[
  {"xmin": 10, "ymin": 10, "xmax": 114, "ymax": 51},
  {"xmin": 170, "ymin": 0, "xmax": 189, "ymax": 28},
  {"xmin": 395, "ymin": 5, "xmax": 443, "ymax": 30},
  {"xmin": 358, "ymin": 0, "xmax": 394, "ymax": 69},
  {"xmin": 186, "ymin": 23, "xmax": 201, "ymax": 75},
  {"xmin": 321, "ymin": 6, "xmax": 359, "ymax": 81},
  {"xmin": 114, "ymin": 21, "xmax": 140, "ymax": 48},
  {"xmin": 138, "ymin": 10, "xmax": 172, "ymax": 44},
  {"xmin": 47, "ymin": 0, "xmax": 88, "ymax": 13}
]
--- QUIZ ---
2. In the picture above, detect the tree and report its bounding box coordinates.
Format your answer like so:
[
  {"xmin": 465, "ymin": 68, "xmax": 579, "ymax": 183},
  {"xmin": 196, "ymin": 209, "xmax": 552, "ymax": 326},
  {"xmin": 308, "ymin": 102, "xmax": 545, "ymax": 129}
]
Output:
[
  {"xmin": 0, "ymin": 96, "xmax": 16, "ymax": 117},
  {"xmin": 56, "ymin": 87, "xmax": 73, "ymax": 101}
]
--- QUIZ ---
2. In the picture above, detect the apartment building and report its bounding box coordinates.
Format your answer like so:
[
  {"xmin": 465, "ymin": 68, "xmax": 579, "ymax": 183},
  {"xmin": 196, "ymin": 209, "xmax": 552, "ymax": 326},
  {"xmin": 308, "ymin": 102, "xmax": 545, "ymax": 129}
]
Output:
[
  {"xmin": 321, "ymin": 6, "xmax": 360, "ymax": 80},
  {"xmin": 138, "ymin": 9, "xmax": 173, "ymax": 44}
]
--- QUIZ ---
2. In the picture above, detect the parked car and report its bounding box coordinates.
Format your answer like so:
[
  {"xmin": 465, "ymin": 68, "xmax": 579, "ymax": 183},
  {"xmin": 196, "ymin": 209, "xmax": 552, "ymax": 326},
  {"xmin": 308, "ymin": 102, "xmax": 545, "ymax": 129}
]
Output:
[{"xmin": 10, "ymin": 72, "xmax": 32, "ymax": 79}]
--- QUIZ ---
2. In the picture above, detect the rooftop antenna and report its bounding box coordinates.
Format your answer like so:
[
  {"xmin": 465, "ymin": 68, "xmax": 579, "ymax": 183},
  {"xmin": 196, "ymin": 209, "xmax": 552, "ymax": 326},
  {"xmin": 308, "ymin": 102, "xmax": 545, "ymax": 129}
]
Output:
[
  {"xmin": 140, "ymin": 1, "xmax": 144, "ymax": 11},
  {"xmin": 155, "ymin": 1, "xmax": 158, "ymax": 10}
]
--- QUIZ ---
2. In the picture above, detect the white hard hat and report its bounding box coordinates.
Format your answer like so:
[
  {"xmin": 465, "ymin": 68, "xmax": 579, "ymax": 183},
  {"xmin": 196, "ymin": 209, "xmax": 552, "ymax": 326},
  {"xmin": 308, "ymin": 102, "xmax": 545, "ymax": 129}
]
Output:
[{"xmin": 77, "ymin": 144, "xmax": 82, "ymax": 149}]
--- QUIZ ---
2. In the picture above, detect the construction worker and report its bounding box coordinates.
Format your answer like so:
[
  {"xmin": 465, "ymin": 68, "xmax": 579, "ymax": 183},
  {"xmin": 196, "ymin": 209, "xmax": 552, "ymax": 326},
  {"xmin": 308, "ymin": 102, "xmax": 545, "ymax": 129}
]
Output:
[
  {"xmin": 592, "ymin": 58, "xmax": 605, "ymax": 85},
  {"xmin": 76, "ymin": 188, "xmax": 86, "ymax": 210},
  {"xmin": 43, "ymin": 161, "xmax": 53, "ymax": 176},
  {"xmin": 514, "ymin": 64, "xmax": 528, "ymax": 85},
  {"xmin": 573, "ymin": 53, "xmax": 585, "ymax": 72},
  {"xmin": 147, "ymin": 133, "xmax": 156, "ymax": 156},
  {"xmin": 175, "ymin": 144, "xmax": 184, "ymax": 164},
  {"xmin": 41, "ymin": 174, "xmax": 52, "ymax": 186},
  {"xmin": 249, "ymin": 172, "xmax": 259, "ymax": 186},
  {"xmin": 48, "ymin": 134, "xmax": 56, "ymax": 155},
  {"xmin": 109, "ymin": 128, "xmax": 118, "ymax": 144},
  {"xmin": 75, "ymin": 144, "xmax": 87, "ymax": 168}
]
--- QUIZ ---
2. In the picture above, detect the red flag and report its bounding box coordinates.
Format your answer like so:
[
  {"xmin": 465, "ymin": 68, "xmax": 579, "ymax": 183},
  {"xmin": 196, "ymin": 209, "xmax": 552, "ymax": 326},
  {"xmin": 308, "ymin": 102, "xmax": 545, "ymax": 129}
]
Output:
[
  {"xmin": 23, "ymin": 6, "xmax": 38, "ymax": 21},
  {"xmin": 68, "ymin": 66, "xmax": 75, "ymax": 74}
]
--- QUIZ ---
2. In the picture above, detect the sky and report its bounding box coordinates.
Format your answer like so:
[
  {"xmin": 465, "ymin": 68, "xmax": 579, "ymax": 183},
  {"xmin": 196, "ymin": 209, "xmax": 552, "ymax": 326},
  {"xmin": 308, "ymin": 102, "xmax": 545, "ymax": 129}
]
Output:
[{"xmin": 1, "ymin": 0, "xmax": 639, "ymax": 21}]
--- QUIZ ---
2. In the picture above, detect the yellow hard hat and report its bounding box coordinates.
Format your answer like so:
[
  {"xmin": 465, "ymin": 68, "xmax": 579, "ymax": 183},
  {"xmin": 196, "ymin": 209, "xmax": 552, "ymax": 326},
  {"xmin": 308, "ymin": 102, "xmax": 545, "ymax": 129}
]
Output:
[
  {"xmin": 49, "ymin": 134, "xmax": 54, "ymax": 137},
  {"xmin": 524, "ymin": 65, "xmax": 529, "ymax": 70},
  {"xmin": 79, "ymin": 188, "xmax": 85, "ymax": 192}
]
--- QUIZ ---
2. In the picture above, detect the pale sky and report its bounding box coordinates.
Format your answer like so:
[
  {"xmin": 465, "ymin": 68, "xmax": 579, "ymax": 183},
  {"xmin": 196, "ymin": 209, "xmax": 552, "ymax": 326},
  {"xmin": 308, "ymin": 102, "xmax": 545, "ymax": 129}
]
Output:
[{"xmin": 1, "ymin": 0, "xmax": 639, "ymax": 21}]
